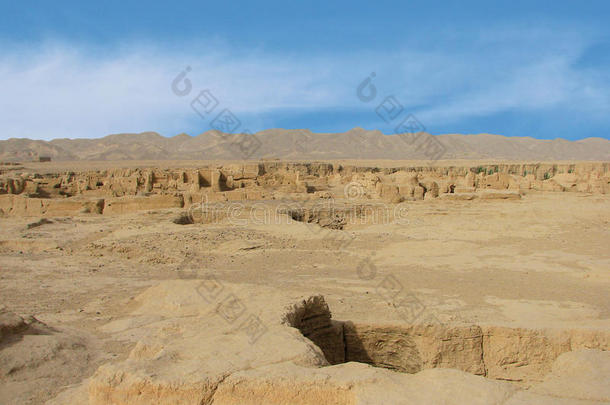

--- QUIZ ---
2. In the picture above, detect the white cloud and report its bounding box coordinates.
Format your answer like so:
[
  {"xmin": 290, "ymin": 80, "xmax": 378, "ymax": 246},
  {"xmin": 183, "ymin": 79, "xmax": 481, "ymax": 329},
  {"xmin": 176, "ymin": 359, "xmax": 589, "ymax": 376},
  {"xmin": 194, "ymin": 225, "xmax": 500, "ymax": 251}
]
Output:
[
  {"xmin": 0, "ymin": 43, "xmax": 362, "ymax": 139},
  {"xmin": 0, "ymin": 28, "xmax": 608, "ymax": 140}
]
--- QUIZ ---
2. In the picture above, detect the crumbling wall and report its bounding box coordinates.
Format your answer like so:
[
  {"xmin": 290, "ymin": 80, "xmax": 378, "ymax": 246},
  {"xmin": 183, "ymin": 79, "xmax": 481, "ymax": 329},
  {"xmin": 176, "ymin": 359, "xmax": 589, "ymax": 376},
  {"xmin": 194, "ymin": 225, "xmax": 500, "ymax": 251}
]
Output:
[
  {"xmin": 0, "ymin": 162, "xmax": 608, "ymax": 216},
  {"xmin": 282, "ymin": 295, "xmax": 345, "ymax": 365}
]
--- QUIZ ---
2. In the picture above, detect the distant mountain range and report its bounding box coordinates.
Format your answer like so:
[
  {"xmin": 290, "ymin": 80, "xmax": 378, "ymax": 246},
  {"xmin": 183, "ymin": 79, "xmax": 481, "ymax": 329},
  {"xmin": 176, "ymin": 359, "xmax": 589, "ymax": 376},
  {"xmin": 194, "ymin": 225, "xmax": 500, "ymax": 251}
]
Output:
[{"xmin": 1, "ymin": 129, "xmax": 609, "ymax": 161}]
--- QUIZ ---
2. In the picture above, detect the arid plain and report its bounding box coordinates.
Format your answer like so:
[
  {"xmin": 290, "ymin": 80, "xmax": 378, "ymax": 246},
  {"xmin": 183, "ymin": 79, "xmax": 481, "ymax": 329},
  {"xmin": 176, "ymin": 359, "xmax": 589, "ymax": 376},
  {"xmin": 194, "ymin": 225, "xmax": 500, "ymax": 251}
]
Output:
[{"xmin": 1, "ymin": 157, "xmax": 609, "ymax": 404}]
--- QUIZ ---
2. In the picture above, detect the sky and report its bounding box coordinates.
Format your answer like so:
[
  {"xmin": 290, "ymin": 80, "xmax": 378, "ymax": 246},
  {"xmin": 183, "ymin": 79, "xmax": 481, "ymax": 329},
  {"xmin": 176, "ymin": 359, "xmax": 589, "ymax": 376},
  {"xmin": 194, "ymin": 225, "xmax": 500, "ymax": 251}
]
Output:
[{"xmin": 0, "ymin": 1, "xmax": 609, "ymax": 141}]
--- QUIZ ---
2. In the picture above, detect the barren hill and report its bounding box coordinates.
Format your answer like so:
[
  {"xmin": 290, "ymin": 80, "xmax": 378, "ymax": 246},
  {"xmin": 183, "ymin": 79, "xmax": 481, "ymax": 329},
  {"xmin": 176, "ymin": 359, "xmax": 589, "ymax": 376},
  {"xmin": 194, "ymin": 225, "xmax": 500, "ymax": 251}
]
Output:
[{"xmin": 1, "ymin": 129, "xmax": 609, "ymax": 161}]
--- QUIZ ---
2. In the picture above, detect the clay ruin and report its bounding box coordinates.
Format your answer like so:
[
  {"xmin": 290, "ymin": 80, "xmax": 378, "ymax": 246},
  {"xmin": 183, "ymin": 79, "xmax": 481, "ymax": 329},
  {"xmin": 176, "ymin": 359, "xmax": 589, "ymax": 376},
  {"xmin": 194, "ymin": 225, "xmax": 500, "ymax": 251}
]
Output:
[
  {"xmin": 1, "ymin": 160, "xmax": 608, "ymax": 404},
  {"xmin": 1, "ymin": 162, "xmax": 608, "ymax": 217}
]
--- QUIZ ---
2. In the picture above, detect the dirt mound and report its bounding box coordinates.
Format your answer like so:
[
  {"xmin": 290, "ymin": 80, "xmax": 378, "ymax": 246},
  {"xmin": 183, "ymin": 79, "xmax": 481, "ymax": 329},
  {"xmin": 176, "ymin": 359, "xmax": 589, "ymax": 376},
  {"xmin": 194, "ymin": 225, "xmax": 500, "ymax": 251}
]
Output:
[
  {"xmin": 0, "ymin": 308, "xmax": 95, "ymax": 405},
  {"xmin": 48, "ymin": 281, "xmax": 610, "ymax": 404}
]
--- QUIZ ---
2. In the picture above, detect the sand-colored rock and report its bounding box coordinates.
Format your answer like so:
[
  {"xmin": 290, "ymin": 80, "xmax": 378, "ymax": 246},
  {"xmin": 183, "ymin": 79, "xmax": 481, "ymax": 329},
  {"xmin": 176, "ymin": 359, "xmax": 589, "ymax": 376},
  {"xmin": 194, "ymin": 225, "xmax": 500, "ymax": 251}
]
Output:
[
  {"xmin": 212, "ymin": 362, "xmax": 517, "ymax": 405},
  {"xmin": 526, "ymin": 349, "xmax": 610, "ymax": 401},
  {"xmin": 0, "ymin": 162, "xmax": 607, "ymax": 220},
  {"xmin": 0, "ymin": 195, "xmax": 104, "ymax": 216},
  {"xmin": 87, "ymin": 281, "xmax": 329, "ymax": 405},
  {"xmin": 73, "ymin": 282, "xmax": 610, "ymax": 404}
]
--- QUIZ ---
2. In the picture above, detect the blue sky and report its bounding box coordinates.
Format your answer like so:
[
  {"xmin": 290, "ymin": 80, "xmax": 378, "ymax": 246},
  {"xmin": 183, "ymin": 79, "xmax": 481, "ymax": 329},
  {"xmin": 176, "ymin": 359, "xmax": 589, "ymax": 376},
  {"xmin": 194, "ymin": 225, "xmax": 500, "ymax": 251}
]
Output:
[{"xmin": 1, "ymin": 1, "xmax": 609, "ymax": 140}]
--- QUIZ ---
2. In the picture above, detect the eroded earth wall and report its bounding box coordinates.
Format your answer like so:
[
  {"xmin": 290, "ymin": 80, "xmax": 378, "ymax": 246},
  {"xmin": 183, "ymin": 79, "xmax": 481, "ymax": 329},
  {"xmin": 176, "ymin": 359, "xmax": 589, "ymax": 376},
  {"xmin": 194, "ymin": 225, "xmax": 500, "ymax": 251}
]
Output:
[{"xmin": 0, "ymin": 162, "xmax": 609, "ymax": 216}]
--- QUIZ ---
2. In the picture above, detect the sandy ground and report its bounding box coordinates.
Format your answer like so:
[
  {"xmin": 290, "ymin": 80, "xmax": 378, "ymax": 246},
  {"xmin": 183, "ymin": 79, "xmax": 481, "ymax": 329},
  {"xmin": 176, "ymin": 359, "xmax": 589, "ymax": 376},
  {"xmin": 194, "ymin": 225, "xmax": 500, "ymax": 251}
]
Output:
[{"xmin": 0, "ymin": 184, "xmax": 609, "ymax": 403}]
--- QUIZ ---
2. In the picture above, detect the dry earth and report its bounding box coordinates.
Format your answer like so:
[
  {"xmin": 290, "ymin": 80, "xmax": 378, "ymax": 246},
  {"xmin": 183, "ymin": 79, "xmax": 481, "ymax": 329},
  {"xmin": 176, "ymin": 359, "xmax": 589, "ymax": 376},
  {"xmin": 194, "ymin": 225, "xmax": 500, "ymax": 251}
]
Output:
[
  {"xmin": 1, "ymin": 129, "xmax": 609, "ymax": 161},
  {"xmin": 0, "ymin": 159, "xmax": 609, "ymax": 404}
]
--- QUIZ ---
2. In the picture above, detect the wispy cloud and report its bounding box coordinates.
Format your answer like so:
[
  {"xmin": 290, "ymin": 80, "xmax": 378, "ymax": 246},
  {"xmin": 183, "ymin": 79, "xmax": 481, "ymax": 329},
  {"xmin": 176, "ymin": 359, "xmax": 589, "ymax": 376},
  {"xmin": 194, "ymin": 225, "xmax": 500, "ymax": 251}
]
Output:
[{"xmin": 0, "ymin": 25, "xmax": 608, "ymax": 140}]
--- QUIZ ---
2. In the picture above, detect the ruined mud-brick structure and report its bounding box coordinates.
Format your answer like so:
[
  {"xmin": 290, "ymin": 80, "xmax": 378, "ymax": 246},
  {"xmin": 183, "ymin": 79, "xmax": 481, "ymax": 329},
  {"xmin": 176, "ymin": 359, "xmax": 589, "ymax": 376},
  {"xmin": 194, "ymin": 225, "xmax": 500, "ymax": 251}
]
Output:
[{"xmin": 0, "ymin": 162, "xmax": 608, "ymax": 216}]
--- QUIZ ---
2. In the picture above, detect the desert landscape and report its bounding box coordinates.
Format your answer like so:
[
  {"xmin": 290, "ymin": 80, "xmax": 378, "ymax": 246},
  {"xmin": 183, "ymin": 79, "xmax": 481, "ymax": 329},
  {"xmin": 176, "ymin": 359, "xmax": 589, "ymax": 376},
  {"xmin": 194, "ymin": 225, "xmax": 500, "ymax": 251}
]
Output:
[
  {"xmin": 1, "ymin": 131, "xmax": 609, "ymax": 404},
  {"xmin": 3, "ymin": 1, "xmax": 610, "ymax": 402}
]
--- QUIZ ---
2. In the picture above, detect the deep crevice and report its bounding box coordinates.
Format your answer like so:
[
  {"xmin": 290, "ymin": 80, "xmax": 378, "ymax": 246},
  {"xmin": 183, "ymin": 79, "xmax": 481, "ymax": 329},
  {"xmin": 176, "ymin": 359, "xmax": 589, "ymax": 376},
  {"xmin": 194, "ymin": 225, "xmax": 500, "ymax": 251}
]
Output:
[{"xmin": 282, "ymin": 296, "xmax": 610, "ymax": 386}]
